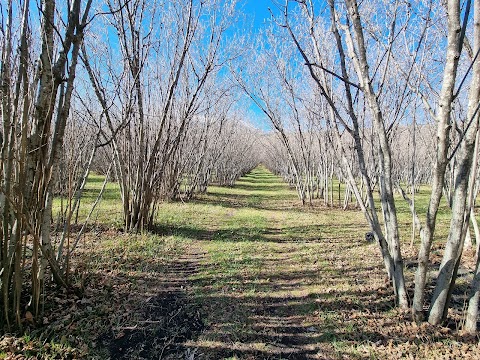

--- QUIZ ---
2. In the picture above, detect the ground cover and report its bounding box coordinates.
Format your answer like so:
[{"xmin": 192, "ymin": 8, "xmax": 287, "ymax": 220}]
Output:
[{"xmin": 1, "ymin": 167, "xmax": 479, "ymax": 359}]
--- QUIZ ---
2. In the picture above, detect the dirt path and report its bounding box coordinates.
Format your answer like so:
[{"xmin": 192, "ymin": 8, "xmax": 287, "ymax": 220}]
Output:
[
  {"xmin": 91, "ymin": 167, "xmax": 480, "ymax": 359},
  {"xmin": 102, "ymin": 245, "xmax": 208, "ymax": 359},
  {"xmin": 101, "ymin": 167, "xmax": 361, "ymax": 359},
  {"xmin": 166, "ymin": 167, "xmax": 376, "ymax": 359}
]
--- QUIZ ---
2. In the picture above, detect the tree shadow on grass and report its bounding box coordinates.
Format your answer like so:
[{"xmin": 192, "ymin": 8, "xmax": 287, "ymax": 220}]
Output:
[
  {"xmin": 235, "ymin": 177, "xmax": 284, "ymax": 184},
  {"xmin": 205, "ymin": 191, "xmax": 296, "ymax": 203},
  {"xmin": 92, "ymin": 249, "xmax": 366, "ymax": 359},
  {"xmin": 89, "ymin": 235, "xmax": 476, "ymax": 360},
  {"xmin": 231, "ymin": 183, "xmax": 290, "ymax": 192},
  {"xmin": 81, "ymin": 187, "xmax": 120, "ymax": 201},
  {"xmin": 194, "ymin": 196, "xmax": 299, "ymax": 211},
  {"xmin": 97, "ymin": 252, "xmax": 208, "ymax": 359},
  {"xmin": 197, "ymin": 191, "xmax": 357, "ymax": 213},
  {"xmin": 94, "ymin": 254, "xmax": 478, "ymax": 360},
  {"xmin": 185, "ymin": 273, "xmax": 399, "ymax": 359},
  {"xmin": 151, "ymin": 223, "xmax": 371, "ymax": 247},
  {"xmin": 152, "ymin": 223, "xmax": 266, "ymax": 242}
]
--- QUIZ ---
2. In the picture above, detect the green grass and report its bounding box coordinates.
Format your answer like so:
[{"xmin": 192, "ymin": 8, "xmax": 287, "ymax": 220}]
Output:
[
  {"xmin": 52, "ymin": 167, "xmax": 457, "ymax": 246},
  {"xmin": 52, "ymin": 173, "xmax": 123, "ymax": 227},
  {"xmin": 16, "ymin": 165, "xmax": 476, "ymax": 359},
  {"xmin": 147, "ymin": 167, "xmax": 380, "ymax": 358}
]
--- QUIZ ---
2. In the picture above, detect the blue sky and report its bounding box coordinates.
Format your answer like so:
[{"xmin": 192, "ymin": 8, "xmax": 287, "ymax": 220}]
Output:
[
  {"xmin": 240, "ymin": 1, "xmax": 274, "ymax": 31},
  {"xmin": 235, "ymin": 1, "xmax": 277, "ymax": 131}
]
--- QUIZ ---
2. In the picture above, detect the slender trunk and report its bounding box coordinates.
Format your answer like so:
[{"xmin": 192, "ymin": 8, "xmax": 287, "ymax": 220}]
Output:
[
  {"xmin": 463, "ymin": 0, "xmax": 480, "ymax": 333},
  {"xmin": 345, "ymin": 0, "xmax": 407, "ymax": 308},
  {"xmin": 1, "ymin": 0, "xmax": 14, "ymax": 328},
  {"xmin": 465, "ymin": 252, "xmax": 480, "ymax": 332},
  {"xmin": 471, "ymin": 208, "xmax": 480, "ymax": 260},
  {"xmin": 429, "ymin": 0, "xmax": 478, "ymax": 325},
  {"xmin": 413, "ymin": 0, "xmax": 463, "ymax": 322},
  {"xmin": 410, "ymin": 108, "xmax": 417, "ymax": 248}
]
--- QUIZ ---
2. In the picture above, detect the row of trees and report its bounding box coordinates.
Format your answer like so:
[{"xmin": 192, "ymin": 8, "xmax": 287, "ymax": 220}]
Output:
[
  {"xmin": 80, "ymin": 0, "xmax": 255, "ymax": 231},
  {"xmin": 1, "ymin": 0, "xmax": 479, "ymax": 335},
  {"xmin": 237, "ymin": 0, "xmax": 480, "ymax": 332},
  {"xmin": 0, "ymin": 0, "xmax": 258, "ymax": 329}
]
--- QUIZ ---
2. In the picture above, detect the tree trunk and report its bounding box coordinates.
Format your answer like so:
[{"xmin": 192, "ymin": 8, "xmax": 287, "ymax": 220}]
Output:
[
  {"xmin": 345, "ymin": 0, "xmax": 408, "ymax": 308},
  {"xmin": 428, "ymin": 0, "xmax": 478, "ymax": 325},
  {"xmin": 412, "ymin": 0, "xmax": 463, "ymax": 322},
  {"xmin": 463, "ymin": 0, "xmax": 480, "ymax": 333}
]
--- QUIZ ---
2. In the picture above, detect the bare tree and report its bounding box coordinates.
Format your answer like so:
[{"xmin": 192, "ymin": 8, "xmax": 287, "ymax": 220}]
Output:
[
  {"xmin": 428, "ymin": 0, "xmax": 480, "ymax": 326},
  {"xmin": 408, "ymin": 0, "xmax": 470, "ymax": 323},
  {"xmin": 82, "ymin": 0, "xmax": 238, "ymax": 231},
  {"xmin": 274, "ymin": 0, "xmax": 413, "ymax": 307},
  {"xmin": 0, "ymin": 0, "xmax": 92, "ymax": 328}
]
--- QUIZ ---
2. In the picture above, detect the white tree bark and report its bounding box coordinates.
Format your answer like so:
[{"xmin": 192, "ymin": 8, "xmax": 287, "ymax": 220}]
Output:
[
  {"xmin": 428, "ymin": 0, "xmax": 479, "ymax": 326},
  {"xmin": 412, "ymin": 0, "xmax": 463, "ymax": 323}
]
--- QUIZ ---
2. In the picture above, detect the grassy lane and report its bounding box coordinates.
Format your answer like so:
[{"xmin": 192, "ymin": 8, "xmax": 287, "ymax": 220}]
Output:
[
  {"xmin": 180, "ymin": 167, "xmax": 381, "ymax": 359},
  {"xmin": 153, "ymin": 167, "xmax": 478, "ymax": 359},
  {"xmin": 5, "ymin": 167, "xmax": 479, "ymax": 359}
]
